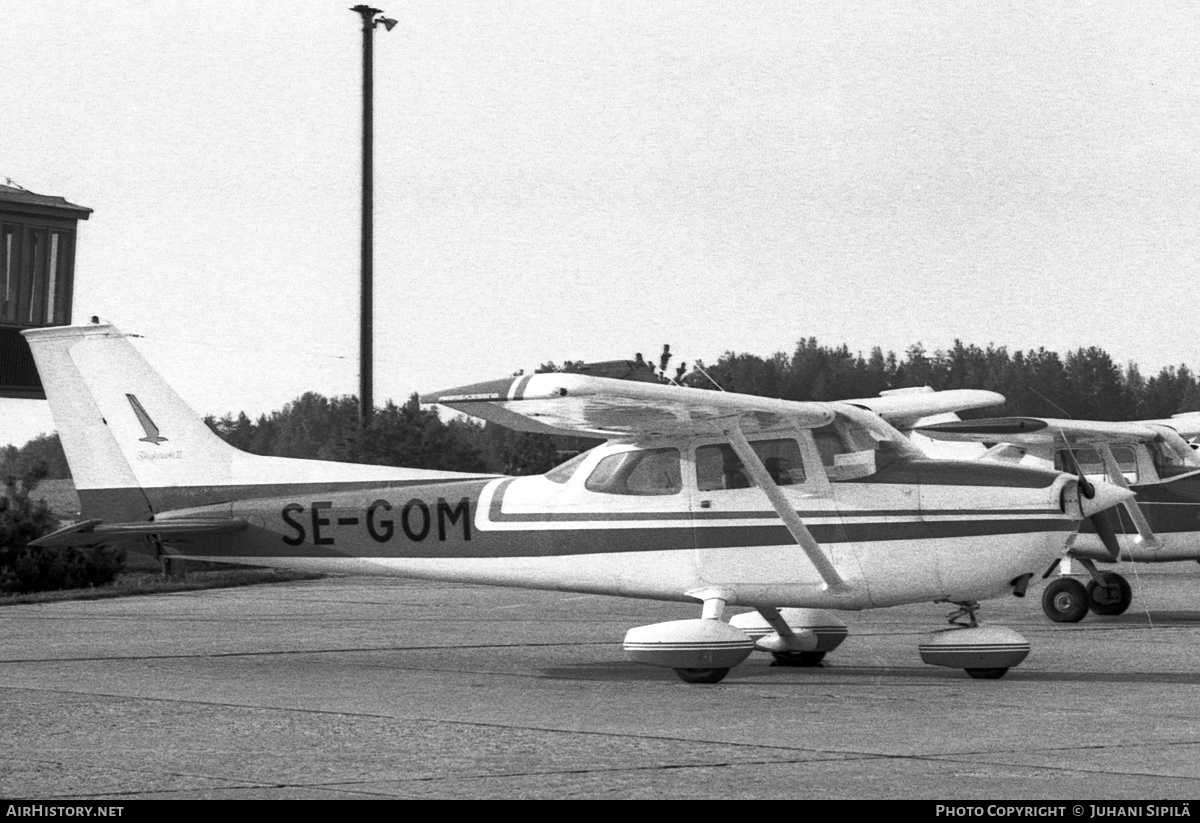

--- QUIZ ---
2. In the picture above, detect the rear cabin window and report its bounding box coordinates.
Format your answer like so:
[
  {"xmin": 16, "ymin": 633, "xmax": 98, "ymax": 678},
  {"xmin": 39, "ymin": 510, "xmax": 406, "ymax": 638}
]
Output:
[
  {"xmin": 584, "ymin": 448, "xmax": 682, "ymax": 495},
  {"xmin": 695, "ymin": 439, "xmax": 806, "ymax": 492}
]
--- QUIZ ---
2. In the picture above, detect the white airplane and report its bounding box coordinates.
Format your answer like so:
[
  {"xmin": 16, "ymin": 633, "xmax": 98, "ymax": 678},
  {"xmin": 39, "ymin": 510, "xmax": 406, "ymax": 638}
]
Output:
[
  {"xmin": 916, "ymin": 413, "xmax": 1200, "ymax": 622},
  {"xmin": 24, "ymin": 321, "xmax": 1131, "ymax": 682}
]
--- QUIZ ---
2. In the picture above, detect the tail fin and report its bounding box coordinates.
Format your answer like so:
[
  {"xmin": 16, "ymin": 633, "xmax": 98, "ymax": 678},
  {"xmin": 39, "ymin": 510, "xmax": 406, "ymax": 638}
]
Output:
[
  {"xmin": 23, "ymin": 322, "xmax": 174, "ymax": 522},
  {"xmin": 23, "ymin": 321, "xmax": 477, "ymax": 521}
]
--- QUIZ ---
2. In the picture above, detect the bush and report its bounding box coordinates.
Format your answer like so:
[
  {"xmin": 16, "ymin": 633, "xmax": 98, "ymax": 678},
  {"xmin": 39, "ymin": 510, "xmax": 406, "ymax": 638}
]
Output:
[{"xmin": 0, "ymin": 465, "xmax": 125, "ymax": 594}]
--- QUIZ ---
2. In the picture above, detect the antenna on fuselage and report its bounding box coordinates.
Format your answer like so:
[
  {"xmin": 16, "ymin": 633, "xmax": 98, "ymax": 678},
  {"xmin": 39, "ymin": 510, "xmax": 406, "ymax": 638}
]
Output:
[{"xmin": 693, "ymin": 363, "xmax": 726, "ymax": 392}]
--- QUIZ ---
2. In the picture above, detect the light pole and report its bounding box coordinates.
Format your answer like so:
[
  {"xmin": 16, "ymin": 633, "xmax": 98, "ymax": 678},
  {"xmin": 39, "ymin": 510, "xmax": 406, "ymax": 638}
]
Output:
[{"xmin": 351, "ymin": 5, "xmax": 397, "ymax": 424}]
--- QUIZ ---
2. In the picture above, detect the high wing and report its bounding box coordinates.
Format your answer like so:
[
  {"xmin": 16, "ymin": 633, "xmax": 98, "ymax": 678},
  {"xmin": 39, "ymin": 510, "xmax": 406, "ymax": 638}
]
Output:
[
  {"xmin": 422, "ymin": 375, "xmax": 1004, "ymax": 438},
  {"xmin": 421, "ymin": 373, "xmax": 836, "ymax": 437}
]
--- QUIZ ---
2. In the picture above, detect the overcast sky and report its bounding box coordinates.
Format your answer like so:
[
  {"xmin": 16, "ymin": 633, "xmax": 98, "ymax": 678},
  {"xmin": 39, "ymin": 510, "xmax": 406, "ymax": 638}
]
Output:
[{"xmin": 4, "ymin": 1, "xmax": 1199, "ymax": 448}]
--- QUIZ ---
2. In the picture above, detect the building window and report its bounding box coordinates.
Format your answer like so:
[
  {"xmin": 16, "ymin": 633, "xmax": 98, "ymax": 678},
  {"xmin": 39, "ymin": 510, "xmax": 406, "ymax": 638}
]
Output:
[
  {"xmin": 1, "ymin": 226, "xmax": 15, "ymax": 324},
  {"xmin": 0, "ymin": 224, "xmax": 74, "ymax": 328}
]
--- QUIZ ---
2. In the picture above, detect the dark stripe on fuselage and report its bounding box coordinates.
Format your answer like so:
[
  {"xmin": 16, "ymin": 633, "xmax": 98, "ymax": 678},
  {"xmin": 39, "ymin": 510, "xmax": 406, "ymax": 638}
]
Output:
[
  {"xmin": 78, "ymin": 477, "xmax": 492, "ymax": 522},
  {"xmin": 841, "ymin": 459, "xmax": 1060, "ymax": 488}
]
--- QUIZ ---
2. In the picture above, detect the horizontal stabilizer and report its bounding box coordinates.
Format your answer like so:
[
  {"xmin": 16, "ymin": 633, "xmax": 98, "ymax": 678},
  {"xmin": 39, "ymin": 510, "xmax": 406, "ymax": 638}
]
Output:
[{"xmin": 32, "ymin": 517, "xmax": 248, "ymax": 548}]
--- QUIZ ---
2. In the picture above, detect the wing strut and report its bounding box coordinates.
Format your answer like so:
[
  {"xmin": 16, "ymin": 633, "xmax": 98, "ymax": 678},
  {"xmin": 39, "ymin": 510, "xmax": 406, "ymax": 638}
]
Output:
[
  {"xmin": 725, "ymin": 423, "xmax": 850, "ymax": 593},
  {"xmin": 1097, "ymin": 445, "xmax": 1161, "ymax": 550}
]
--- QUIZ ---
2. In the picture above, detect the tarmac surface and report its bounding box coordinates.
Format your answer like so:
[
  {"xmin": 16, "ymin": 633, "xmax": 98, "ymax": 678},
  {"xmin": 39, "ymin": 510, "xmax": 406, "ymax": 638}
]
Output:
[{"xmin": 4, "ymin": 565, "xmax": 1200, "ymax": 799}]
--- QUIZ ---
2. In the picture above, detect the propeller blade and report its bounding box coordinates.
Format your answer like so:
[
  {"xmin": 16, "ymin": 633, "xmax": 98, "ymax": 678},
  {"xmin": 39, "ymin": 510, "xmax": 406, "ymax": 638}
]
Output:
[{"xmin": 1059, "ymin": 448, "xmax": 1096, "ymax": 500}]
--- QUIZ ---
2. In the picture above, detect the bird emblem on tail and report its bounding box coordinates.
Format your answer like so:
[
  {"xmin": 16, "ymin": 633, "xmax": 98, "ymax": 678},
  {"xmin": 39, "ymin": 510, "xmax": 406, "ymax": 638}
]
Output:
[{"xmin": 126, "ymin": 393, "xmax": 168, "ymax": 445}]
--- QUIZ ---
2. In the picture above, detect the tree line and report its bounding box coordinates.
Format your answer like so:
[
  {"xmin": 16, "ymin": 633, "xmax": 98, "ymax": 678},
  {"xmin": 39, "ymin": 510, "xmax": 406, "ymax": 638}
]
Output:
[
  {"xmin": 686, "ymin": 339, "xmax": 1200, "ymax": 422},
  {"xmin": 5, "ymin": 337, "xmax": 1200, "ymax": 483}
]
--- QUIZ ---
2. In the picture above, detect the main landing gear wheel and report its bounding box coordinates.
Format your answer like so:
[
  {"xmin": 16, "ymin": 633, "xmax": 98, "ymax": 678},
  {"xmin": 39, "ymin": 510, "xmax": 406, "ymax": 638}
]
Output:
[
  {"xmin": 1042, "ymin": 577, "xmax": 1089, "ymax": 623},
  {"xmin": 674, "ymin": 667, "xmax": 730, "ymax": 684},
  {"xmin": 965, "ymin": 668, "xmax": 1009, "ymax": 680},
  {"xmin": 1087, "ymin": 572, "xmax": 1132, "ymax": 616},
  {"xmin": 770, "ymin": 651, "xmax": 826, "ymax": 667}
]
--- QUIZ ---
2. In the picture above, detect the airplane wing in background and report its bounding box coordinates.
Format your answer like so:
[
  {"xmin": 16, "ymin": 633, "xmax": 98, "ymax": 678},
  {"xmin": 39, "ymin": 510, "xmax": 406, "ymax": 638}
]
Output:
[{"xmin": 914, "ymin": 417, "xmax": 1166, "ymax": 446}]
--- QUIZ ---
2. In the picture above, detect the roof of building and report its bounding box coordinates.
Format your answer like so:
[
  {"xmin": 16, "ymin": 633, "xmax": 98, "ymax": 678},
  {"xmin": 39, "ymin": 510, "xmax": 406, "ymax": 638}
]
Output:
[{"xmin": 0, "ymin": 184, "xmax": 92, "ymax": 219}]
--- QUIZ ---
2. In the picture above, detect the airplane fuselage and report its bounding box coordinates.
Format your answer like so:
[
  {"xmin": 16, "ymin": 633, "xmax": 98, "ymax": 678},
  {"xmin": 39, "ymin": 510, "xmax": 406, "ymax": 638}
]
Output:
[{"xmin": 145, "ymin": 451, "xmax": 1080, "ymax": 610}]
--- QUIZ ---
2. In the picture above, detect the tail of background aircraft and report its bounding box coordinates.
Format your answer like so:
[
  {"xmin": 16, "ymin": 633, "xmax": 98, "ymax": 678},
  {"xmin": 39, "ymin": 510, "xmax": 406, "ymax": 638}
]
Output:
[{"xmin": 22, "ymin": 321, "xmax": 484, "ymax": 522}]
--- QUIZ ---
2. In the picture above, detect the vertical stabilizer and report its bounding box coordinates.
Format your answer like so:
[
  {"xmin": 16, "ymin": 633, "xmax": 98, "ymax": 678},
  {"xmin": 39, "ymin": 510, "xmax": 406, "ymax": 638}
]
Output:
[{"xmin": 21, "ymin": 323, "xmax": 162, "ymax": 521}]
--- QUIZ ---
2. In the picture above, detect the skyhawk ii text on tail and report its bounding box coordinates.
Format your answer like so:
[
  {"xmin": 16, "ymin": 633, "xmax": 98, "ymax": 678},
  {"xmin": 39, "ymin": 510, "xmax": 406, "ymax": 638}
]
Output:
[{"xmin": 25, "ymin": 321, "xmax": 1131, "ymax": 682}]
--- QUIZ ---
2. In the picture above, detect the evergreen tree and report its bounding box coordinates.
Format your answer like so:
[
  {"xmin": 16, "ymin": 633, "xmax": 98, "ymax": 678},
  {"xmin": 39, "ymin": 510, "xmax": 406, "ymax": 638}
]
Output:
[{"xmin": 0, "ymin": 463, "xmax": 123, "ymax": 593}]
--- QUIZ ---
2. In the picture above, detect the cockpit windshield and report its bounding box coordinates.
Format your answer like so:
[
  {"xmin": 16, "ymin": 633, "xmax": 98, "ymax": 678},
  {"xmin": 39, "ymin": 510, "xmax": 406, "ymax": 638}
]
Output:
[
  {"xmin": 814, "ymin": 408, "xmax": 914, "ymax": 481},
  {"xmin": 1149, "ymin": 439, "xmax": 1199, "ymax": 479},
  {"xmin": 545, "ymin": 448, "xmax": 595, "ymax": 484}
]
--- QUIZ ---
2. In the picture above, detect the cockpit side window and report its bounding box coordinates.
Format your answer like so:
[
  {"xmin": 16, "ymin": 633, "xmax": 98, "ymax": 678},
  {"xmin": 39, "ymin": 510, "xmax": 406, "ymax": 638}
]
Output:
[
  {"xmin": 584, "ymin": 448, "xmax": 682, "ymax": 495},
  {"xmin": 811, "ymin": 416, "xmax": 892, "ymax": 481},
  {"xmin": 695, "ymin": 439, "xmax": 806, "ymax": 492}
]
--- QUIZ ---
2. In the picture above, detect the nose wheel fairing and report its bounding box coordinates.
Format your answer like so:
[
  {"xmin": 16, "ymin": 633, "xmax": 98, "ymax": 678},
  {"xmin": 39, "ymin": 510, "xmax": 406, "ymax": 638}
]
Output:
[{"xmin": 917, "ymin": 602, "xmax": 1031, "ymax": 679}]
